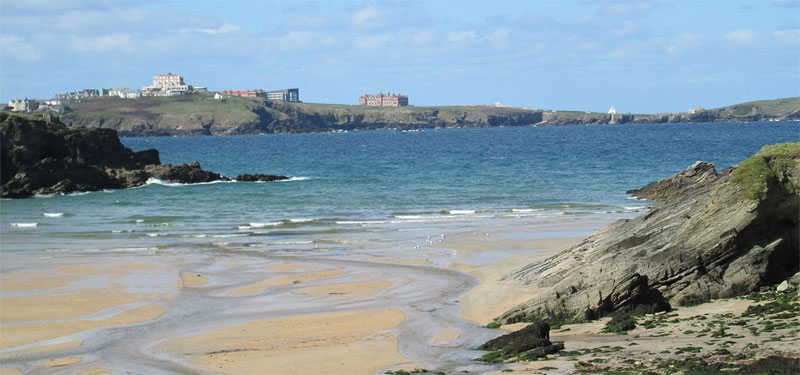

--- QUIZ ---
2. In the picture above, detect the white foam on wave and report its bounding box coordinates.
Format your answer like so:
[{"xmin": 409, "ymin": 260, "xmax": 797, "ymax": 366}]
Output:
[
  {"xmin": 511, "ymin": 208, "xmax": 544, "ymax": 213},
  {"xmin": 288, "ymin": 218, "xmax": 315, "ymax": 223},
  {"xmin": 66, "ymin": 191, "xmax": 91, "ymax": 196},
  {"xmin": 394, "ymin": 215, "xmax": 425, "ymax": 219},
  {"xmin": 623, "ymin": 206, "xmax": 648, "ymax": 210},
  {"xmin": 10, "ymin": 223, "xmax": 37, "ymax": 228},
  {"xmin": 276, "ymin": 176, "xmax": 311, "ymax": 182},
  {"xmin": 43, "ymin": 212, "xmax": 64, "ymax": 218},
  {"xmin": 211, "ymin": 234, "xmax": 248, "ymax": 238},
  {"xmin": 449, "ymin": 210, "xmax": 475, "ymax": 215},
  {"xmin": 248, "ymin": 222, "xmax": 283, "ymax": 228},
  {"xmin": 145, "ymin": 178, "xmax": 234, "ymax": 187},
  {"xmin": 135, "ymin": 219, "xmax": 144, "ymax": 223},
  {"xmin": 335, "ymin": 220, "xmax": 390, "ymax": 225},
  {"xmin": 627, "ymin": 196, "xmax": 647, "ymax": 201}
]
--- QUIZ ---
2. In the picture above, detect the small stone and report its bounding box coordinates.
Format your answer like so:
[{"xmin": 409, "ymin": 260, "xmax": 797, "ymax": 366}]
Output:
[{"xmin": 776, "ymin": 280, "xmax": 789, "ymax": 292}]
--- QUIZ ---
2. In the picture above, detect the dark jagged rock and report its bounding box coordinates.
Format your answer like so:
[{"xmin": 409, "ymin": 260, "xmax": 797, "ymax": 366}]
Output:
[
  {"xmin": 144, "ymin": 161, "xmax": 223, "ymax": 183},
  {"xmin": 626, "ymin": 161, "xmax": 720, "ymax": 200},
  {"xmin": 478, "ymin": 322, "xmax": 564, "ymax": 361},
  {"xmin": 234, "ymin": 173, "xmax": 289, "ymax": 182},
  {"xmin": 496, "ymin": 143, "xmax": 800, "ymax": 325},
  {"xmin": 0, "ymin": 112, "xmax": 288, "ymax": 198}
]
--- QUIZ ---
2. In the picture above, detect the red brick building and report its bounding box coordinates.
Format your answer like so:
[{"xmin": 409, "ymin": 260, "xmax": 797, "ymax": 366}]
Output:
[{"xmin": 359, "ymin": 93, "xmax": 408, "ymax": 107}]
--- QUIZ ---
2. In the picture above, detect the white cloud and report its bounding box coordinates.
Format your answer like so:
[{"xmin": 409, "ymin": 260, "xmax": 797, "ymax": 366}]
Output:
[
  {"xmin": 352, "ymin": 6, "xmax": 380, "ymax": 29},
  {"xmin": 70, "ymin": 33, "xmax": 132, "ymax": 52},
  {"xmin": 0, "ymin": 35, "xmax": 43, "ymax": 60},
  {"xmin": 189, "ymin": 24, "xmax": 241, "ymax": 35},
  {"xmin": 723, "ymin": 29, "xmax": 756, "ymax": 45}
]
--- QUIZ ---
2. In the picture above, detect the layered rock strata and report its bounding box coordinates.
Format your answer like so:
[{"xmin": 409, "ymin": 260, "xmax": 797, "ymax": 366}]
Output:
[{"xmin": 497, "ymin": 143, "xmax": 800, "ymax": 324}]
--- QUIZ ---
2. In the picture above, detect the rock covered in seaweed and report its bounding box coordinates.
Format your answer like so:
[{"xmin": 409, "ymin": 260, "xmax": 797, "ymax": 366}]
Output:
[{"xmin": 496, "ymin": 143, "xmax": 800, "ymax": 325}]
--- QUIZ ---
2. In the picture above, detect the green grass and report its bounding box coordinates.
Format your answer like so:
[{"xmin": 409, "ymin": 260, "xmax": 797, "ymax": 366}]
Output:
[
  {"xmin": 729, "ymin": 142, "xmax": 800, "ymax": 200},
  {"xmin": 603, "ymin": 313, "xmax": 636, "ymax": 334},
  {"xmin": 716, "ymin": 97, "xmax": 800, "ymax": 116}
]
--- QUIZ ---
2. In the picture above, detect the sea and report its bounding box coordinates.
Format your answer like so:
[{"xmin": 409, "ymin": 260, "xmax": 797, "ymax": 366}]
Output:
[{"xmin": 1, "ymin": 122, "xmax": 798, "ymax": 256}]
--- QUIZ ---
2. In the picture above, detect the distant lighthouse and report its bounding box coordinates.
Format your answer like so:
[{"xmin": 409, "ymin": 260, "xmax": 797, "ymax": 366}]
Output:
[{"xmin": 608, "ymin": 106, "xmax": 617, "ymax": 124}]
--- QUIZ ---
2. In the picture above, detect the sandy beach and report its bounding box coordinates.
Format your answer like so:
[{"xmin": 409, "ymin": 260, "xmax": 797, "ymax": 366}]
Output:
[{"xmin": 1, "ymin": 213, "xmax": 796, "ymax": 374}]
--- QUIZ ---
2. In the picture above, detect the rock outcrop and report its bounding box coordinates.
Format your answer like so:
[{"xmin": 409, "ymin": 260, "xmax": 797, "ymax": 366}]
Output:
[
  {"xmin": 626, "ymin": 161, "xmax": 721, "ymax": 200},
  {"xmin": 496, "ymin": 143, "xmax": 800, "ymax": 324},
  {"xmin": 0, "ymin": 112, "xmax": 288, "ymax": 198},
  {"xmin": 478, "ymin": 322, "xmax": 564, "ymax": 361}
]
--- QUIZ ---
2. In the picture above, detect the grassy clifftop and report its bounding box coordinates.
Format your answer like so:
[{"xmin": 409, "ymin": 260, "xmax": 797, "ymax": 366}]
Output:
[
  {"xmin": 58, "ymin": 96, "xmax": 800, "ymax": 136},
  {"xmin": 61, "ymin": 94, "xmax": 542, "ymax": 136},
  {"xmin": 541, "ymin": 97, "xmax": 800, "ymax": 125}
]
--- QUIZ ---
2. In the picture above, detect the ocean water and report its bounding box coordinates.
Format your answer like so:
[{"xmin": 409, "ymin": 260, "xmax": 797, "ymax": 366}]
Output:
[{"xmin": 1, "ymin": 122, "xmax": 798, "ymax": 255}]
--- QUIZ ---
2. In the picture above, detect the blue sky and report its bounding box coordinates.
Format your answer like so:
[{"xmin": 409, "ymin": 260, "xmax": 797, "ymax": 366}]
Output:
[{"xmin": 1, "ymin": 0, "xmax": 798, "ymax": 113}]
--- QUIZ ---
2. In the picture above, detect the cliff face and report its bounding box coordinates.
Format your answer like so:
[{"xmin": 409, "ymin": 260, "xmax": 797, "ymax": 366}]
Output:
[
  {"xmin": 0, "ymin": 112, "xmax": 287, "ymax": 198},
  {"xmin": 496, "ymin": 143, "xmax": 800, "ymax": 324}
]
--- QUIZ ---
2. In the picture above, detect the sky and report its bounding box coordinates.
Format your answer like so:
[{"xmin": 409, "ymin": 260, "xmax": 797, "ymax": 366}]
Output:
[{"xmin": 1, "ymin": 0, "xmax": 798, "ymax": 113}]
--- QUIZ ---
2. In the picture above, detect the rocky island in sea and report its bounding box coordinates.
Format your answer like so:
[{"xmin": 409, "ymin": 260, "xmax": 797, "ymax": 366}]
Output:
[{"xmin": 0, "ymin": 112, "xmax": 289, "ymax": 198}]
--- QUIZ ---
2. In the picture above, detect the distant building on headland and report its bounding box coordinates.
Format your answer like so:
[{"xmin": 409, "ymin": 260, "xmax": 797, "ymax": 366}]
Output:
[
  {"xmin": 687, "ymin": 106, "xmax": 703, "ymax": 114},
  {"xmin": 142, "ymin": 73, "xmax": 190, "ymax": 96},
  {"xmin": 608, "ymin": 106, "xmax": 617, "ymax": 115},
  {"xmin": 7, "ymin": 99, "xmax": 39, "ymax": 112},
  {"xmin": 219, "ymin": 88, "xmax": 300, "ymax": 102},
  {"xmin": 221, "ymin": 89, "xmax": 266, "ymax": 98},
  {"xmin": 267, "ymin": 88, "xmax": 300, "ymax": 102},
  {"xmin": 359, "ymin": 93, "xmax": 408, "ymax": 107},
  {"xmin": 110, "ymin": 88, "xmax": 141, "ymax": 99}
]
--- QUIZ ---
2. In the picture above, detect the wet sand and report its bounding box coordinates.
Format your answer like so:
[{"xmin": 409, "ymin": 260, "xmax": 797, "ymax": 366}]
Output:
[{"xmin": 0, "ymin": 216, "xmax": 621, "ymax": 374}]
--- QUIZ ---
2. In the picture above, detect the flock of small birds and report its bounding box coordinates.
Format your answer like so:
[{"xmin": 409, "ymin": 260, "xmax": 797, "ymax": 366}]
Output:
[{"xmin": 398, "ymin": 232, "xmax": 491, "ymax": 251}]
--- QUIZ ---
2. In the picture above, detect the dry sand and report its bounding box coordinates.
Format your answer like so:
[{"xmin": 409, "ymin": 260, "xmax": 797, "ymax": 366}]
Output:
[
  {"xmin": 445, "ymin": 235, "xmax": 586, "ymax": 325},
  {"xmin": 0, "ymin": 274, "xmax": 77, "ymax": 291},
  {"xmin": 159, "ymin": 308, "xmax": 412, "ymax": 375},
  {"xmin": 0, "ymin": 289, "xmax": 140, "ymax": 322},
  {"xmin": 1, "ymin": 304, "xmax": 164, "ymax": 349},
  {"xmin": 38, "ymin": 355, "xmax": 83, "ymax": 367}
]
